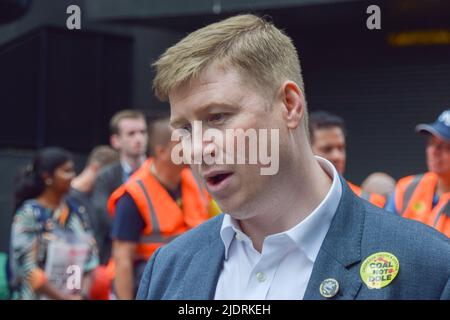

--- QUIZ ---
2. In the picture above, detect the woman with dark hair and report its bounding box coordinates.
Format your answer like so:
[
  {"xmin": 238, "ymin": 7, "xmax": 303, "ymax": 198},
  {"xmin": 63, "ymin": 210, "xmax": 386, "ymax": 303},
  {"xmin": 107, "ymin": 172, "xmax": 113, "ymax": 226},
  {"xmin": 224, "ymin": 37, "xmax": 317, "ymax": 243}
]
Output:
[{"xmin": 10, "ymin": 147, "xmax": 99, "ymax": 300}]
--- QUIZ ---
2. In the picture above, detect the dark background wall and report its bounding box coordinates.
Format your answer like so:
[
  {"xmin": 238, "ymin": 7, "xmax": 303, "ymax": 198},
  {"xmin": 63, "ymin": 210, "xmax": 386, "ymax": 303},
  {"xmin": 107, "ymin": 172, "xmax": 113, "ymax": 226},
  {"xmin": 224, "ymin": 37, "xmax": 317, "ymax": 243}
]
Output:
[{"xmin": 0, "ymin": 27, "xmax": 133, "ymax": 151}]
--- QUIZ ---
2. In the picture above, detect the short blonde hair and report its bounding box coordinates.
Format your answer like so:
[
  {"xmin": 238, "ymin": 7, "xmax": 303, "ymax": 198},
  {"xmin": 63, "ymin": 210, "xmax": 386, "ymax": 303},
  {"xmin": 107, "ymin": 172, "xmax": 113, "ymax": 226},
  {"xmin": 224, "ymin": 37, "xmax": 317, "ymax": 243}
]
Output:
[
  {"xmin": 154, "ymin": 14, "xmax": 305, "ymax": 96},
  {"xmin": 152, "ymin": 14, "xmax": 308, "ymax": 133}
]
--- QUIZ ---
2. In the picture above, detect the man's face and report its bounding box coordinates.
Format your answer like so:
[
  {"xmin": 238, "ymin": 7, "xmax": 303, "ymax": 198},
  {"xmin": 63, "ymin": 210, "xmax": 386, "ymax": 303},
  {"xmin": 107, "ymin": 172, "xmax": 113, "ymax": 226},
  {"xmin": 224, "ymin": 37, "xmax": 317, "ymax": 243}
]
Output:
[
  {"xmin": 169, "ymin": 64, "xmax": 287, "ymax": 218},
  {"xmin": 311, "ymin": 127, "xmax": 346, "ymax": 175},
  {"xmin": 426, "ymin": 135, "xmax": 450, "ymax": 176},
  {"xmin": 113, "ymin": 118, "xmax": 148, "ymax": 158}
]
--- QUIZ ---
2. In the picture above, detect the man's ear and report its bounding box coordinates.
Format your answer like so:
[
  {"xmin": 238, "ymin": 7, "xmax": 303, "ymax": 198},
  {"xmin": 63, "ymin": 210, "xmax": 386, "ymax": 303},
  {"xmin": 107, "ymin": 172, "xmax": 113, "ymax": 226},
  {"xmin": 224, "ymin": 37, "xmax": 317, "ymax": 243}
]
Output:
[
  {"xmin": 110, "ymin": 134, "xmax": 121, "ymax": 150},
  {"xmin": 281, "ymin": 81, "xmax": 305, "ymax": 129}
]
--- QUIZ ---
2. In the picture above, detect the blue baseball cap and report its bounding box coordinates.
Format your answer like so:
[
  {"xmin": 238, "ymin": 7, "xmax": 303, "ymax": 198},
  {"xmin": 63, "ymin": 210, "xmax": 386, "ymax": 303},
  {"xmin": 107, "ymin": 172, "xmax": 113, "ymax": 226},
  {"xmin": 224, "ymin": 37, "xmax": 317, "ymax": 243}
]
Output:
[{"xmin": 415, "ymin": 109, "xmax": 450, "ymax": 142}]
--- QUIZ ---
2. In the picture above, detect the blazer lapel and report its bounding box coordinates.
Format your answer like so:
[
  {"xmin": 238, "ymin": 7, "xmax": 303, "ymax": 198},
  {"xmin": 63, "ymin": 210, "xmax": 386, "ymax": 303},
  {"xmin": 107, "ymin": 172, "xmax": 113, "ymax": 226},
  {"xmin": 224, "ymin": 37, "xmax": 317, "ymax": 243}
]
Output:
[
  {"xmin": 179, "ymin": 215, "xmax": 225, "ymax": 299},
  {"xmin": 304, "ymin": 177, "xmax": 365, "ymax": 300},
  {"xmin": 303, "ymin": 249, "xmax": 362, "ymax": 299}
]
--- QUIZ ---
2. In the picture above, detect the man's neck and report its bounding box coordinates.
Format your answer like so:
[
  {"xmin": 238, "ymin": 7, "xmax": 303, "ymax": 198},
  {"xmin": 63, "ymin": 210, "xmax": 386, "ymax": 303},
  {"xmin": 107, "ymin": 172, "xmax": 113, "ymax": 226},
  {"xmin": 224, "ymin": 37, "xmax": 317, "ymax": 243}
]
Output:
[
  {"xmin": 121, "ymin": 155, "xmax": 145, "ymax": 172},
  {"xmin": 238, "ymin": 154, "xmax": 332, "ymax": 252}
]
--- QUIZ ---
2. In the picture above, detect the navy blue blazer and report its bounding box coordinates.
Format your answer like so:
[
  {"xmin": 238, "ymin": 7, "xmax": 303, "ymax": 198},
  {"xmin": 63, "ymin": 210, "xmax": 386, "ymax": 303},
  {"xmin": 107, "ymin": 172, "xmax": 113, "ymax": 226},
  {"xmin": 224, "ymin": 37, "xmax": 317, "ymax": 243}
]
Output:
[{"xmin": 137, "ymin": 177, "xmax": 450, "ymax": 300}]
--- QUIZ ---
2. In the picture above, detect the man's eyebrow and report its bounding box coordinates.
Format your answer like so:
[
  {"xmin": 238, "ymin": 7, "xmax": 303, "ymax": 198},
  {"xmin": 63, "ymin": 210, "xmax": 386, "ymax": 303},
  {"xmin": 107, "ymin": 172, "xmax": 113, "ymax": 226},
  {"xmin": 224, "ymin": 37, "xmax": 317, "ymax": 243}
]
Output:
[
  {"xmin": 170, "ymin": 103, "xmax": 239, "ymax": 128},
  {"xmin": 195, "ymin": 102, "xmax": 239, "ymax": 114},
  {"xmin": 170, "ymin": 117, "xmax": 187, "ymax": 129}
]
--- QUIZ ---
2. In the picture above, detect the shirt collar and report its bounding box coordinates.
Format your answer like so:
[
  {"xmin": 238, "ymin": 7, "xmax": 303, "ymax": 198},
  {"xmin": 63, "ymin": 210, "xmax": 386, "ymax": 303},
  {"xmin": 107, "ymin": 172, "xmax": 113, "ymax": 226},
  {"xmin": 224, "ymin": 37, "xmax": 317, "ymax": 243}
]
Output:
[
  {"xmin": 219, "ymin": 156, "xmax": 342, "ymax": 261},
  {"xmin": 120, "ymin": 159, "xmax": 134, "ymax": 175},
  {"xmin": 120, "ymin": 157, "xmax": 146, "ymax": 181}
]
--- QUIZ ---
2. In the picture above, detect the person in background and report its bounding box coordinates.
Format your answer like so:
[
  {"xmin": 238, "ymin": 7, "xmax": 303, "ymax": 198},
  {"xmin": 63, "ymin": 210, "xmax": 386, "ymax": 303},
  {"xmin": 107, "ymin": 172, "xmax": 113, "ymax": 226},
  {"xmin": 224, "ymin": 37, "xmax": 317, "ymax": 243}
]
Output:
[
  {"xmin": 91, "ymin": 110, "xmax": 148, "ymax": 265},
  {"xmin": 108, "ymin": 117, "xmax": 213, "ymax": 299},
  {"xmin": 69, "ymin": 145, "xmax": 119, "ymax": 244},
  {"xmin": 361, "ymin": 172, "xmax": 396, "ymax": 199},
  {"xmin": 385, "ymin": 109, "xmax": 450, "ymax": 237},
  {"xmin": 309, "ymin": 110, "xmax": 386, "ymax": 207},
  {"xmin": 11, "ymin": 147, "xmax": 98, "ymax": 300}
]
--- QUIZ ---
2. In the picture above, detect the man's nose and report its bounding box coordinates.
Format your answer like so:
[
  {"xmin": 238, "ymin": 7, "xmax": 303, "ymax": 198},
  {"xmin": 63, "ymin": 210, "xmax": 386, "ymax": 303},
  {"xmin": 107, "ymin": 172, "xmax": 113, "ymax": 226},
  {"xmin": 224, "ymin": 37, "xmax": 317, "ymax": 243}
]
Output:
[
  {"xmin": 191, "ymin": 123, "xmax": 218, "ymax": 163},
  {"xmin": 329, "ymin": 149, "xmax": 343, "ymax": 162}
]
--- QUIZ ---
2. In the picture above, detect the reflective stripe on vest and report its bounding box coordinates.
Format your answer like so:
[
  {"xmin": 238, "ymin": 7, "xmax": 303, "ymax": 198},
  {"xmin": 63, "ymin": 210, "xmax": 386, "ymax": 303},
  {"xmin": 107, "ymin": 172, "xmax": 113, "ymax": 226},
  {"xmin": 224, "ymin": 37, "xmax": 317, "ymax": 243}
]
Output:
[
  {"xmin": 136, "ymin": 179, "xmax": 161, "ymax": 234},
  {"xmin": 135, "ymin": 179, "xmax": 181, "ymax": 244},
  {"xmin": 401, "ymin": 174, "xmax": 424, "ymax": 214},
  {"xmin": 395, "ymin": 172, "xmax": 449, "ymax": 237},
  {"xmin": 135, "ymin": 179, "xmax": 161, "ymax": 241},
  {"xmin": 433, "ymin": 200, "xmax": 450, "ymax": 228}
]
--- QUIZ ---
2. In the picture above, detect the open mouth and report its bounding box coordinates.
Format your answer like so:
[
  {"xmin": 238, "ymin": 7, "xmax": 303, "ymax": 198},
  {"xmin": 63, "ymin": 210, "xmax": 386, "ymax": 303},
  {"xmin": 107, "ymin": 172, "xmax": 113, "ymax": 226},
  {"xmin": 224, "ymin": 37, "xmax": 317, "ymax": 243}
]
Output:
[{"xmin": 207, "ymin": 172, "xmax": 233, "ymax": 186}]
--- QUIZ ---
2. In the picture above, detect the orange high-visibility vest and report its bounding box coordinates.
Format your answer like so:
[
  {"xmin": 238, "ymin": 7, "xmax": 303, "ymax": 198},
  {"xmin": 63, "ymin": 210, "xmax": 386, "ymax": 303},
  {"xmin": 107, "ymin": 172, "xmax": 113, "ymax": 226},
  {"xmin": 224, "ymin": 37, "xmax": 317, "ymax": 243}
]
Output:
[
  {"xmin": 394, "ymin": 172, "xmax": 450, "ymax": 237},
  {"xmin": 347, "ymin": 181, "xmax": 386, "ymax": 208},
  {"xmin": 108, "ymin": 159, "xmax": 210, "ymax": 261}
]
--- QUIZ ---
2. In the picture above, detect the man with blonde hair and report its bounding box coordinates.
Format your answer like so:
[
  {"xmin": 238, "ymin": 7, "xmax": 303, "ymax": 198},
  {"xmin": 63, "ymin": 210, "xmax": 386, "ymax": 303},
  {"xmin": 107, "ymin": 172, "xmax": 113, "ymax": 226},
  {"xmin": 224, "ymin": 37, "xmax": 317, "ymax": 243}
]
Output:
[{"xmin": 137, "ymin": 14, "xmax": 450, "ymax": 300}]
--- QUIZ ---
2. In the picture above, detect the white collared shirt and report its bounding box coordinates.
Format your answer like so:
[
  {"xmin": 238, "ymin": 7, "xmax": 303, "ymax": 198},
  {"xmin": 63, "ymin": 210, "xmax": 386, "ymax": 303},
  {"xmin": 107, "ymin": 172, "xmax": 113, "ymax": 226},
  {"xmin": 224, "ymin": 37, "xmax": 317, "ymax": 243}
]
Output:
[
  {"xmin": 120, "ymin": 159, "xmax": 134, "ymax": 182},
  {"xmin": 120, "ymin": 157, "xmax": 145, "ymax": 182},
  {"xmin": 214, "ymin": 156, "xmax": 342, "ymax": 300}
]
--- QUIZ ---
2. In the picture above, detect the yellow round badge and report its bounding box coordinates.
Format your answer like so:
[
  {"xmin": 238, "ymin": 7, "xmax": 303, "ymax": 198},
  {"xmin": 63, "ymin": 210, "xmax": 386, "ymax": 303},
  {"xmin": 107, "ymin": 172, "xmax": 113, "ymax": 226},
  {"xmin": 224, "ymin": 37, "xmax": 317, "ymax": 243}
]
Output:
[
  {"xmin": 412, "ymin": 201, "xmax": 425, "ymax": 213},
  {"xmin": 360, "ymin": 252, "xmax": 399, "ymax": 289}
]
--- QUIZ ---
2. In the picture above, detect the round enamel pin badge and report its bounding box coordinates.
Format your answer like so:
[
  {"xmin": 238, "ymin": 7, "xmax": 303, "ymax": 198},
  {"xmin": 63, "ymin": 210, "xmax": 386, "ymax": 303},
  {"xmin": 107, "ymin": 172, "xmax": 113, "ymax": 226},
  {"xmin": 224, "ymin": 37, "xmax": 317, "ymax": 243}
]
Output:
[
  {"xmin": 360, "ymin": 252, "xmax": 399, "ymax": 289},
  {"xmin": 320, "ymin": 278, "xmax": 339, "ymax": 298}
]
